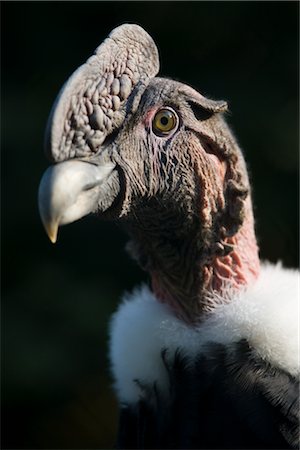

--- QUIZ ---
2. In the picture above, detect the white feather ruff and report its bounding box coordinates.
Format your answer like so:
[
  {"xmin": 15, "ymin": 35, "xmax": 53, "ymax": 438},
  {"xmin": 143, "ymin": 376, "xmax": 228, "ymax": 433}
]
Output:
[{"xmin": 109, "ymin": 262, "xmax": 299, "ymax": 403}]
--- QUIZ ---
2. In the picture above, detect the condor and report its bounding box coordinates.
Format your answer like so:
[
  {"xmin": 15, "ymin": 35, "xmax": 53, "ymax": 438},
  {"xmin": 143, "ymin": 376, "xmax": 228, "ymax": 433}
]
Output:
[{"xmin": 38, "ymin": 24, "xmax": 299, "ymax": 449}]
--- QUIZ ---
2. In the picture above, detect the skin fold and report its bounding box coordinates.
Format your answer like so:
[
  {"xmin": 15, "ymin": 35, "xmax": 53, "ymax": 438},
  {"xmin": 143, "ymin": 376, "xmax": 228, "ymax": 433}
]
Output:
[{"xmin": 39, "ymin": 24, "xmax": 259, "ymax": 323}]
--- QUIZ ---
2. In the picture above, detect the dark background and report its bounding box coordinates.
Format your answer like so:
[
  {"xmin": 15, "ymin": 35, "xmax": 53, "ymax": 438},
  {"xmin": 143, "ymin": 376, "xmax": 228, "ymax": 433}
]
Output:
[{"xmin": 2, "ymin": 2, "xmax": 298, "ymax": 449}]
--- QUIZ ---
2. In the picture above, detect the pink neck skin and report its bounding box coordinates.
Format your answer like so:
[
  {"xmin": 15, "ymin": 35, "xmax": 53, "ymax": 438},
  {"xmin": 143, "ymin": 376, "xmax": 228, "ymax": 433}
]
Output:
[
  {"xmin": 209, "ymin": 199, "xmax": 260, "ymax": 293},
  {"xmin": 151, "ymin": 206, "xmax": 260, "ymax": 322},
  {"xmin": 150, "ymin": 156, "xmax": 260, "ymax": 322},
  {"xmin": 203, "ymin": 155, "xmax": 260, "ymax": 295}
]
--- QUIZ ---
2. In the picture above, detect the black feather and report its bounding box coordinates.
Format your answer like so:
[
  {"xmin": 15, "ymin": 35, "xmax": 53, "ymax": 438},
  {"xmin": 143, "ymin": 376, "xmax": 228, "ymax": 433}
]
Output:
[{"xmin": 116, "ymin": 340, "xmax": 299, "ymax": 449}]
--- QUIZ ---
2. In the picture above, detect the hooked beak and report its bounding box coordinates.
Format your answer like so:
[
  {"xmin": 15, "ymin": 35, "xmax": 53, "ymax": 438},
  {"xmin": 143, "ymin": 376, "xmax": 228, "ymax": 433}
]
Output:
[{"xmin": 38, "ymin": 160, "xmax": 115, "ymax": 243}]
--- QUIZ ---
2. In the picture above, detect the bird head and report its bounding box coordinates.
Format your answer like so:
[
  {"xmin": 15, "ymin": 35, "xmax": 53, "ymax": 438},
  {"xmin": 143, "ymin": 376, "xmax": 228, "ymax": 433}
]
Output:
[{"xmin": 39, "ymin": 24, "xmax": 259, "ymax": 321}]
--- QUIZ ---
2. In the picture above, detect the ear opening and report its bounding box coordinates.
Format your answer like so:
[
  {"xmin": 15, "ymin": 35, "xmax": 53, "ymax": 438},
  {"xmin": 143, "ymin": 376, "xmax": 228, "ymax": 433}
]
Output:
[
  {"xmin": 180, "ymin": 85, "xmax": 228, "ymax": 121},
  {"xmin": 188, "ymin": 102, "xmax": 215, "ymax": 121},
  {"xmin": 188, "ymin": 96, "xmax": 228, "ymax": 119}
]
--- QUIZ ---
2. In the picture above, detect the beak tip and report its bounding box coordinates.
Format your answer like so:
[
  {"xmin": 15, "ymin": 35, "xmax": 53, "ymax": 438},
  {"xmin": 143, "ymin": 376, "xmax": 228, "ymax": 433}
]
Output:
[
  {"xmin": 42, "ymin": 220, "xmax": 59, "ymax": 244},
  {"xmin": 49, "ymin": 234, "xmax": 58, "ymax": 244}
]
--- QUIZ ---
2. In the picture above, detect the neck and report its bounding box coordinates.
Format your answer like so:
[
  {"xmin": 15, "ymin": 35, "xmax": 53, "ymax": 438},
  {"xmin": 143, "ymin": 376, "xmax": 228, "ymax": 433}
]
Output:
[
  {"xmin": 198, "ymin": 202, "xmax": 260, "ymax": 314},
  {"xmin": 126, "ymin": 197, "xmax": 260, "ymax": 324}
]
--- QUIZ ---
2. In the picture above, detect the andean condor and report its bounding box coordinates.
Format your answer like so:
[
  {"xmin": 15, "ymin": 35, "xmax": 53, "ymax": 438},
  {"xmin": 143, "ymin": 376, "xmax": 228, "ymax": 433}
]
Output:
[{"xmin": 38, "ymin": 24, "xmax": 299, "ymax": 449}]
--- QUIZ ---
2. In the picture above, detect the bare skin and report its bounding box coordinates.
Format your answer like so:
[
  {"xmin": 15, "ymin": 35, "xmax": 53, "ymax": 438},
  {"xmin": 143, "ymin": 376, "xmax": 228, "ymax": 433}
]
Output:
[{"xmin": 39, "ymin": 24, "xmax": 260, "ymax": 324}]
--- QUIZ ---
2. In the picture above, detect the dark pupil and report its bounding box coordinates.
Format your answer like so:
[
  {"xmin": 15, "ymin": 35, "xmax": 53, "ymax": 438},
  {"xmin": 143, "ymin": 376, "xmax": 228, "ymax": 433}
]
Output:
[{"xmin": 160, "ymin": 116, "xmax": 169, "ymax": 126}]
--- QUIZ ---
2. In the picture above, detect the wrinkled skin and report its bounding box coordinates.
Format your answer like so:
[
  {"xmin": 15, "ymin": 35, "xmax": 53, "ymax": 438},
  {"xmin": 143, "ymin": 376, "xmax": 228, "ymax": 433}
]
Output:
[{"xmin": 38, "ymin": 24, "xmax": 260, "ymax": 322}]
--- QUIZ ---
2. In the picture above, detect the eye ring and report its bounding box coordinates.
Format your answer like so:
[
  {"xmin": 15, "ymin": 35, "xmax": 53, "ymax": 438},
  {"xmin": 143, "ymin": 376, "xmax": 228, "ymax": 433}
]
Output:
[{"xmin": 152, "ymin": 107, "xmax": 178, "ymax": 137}]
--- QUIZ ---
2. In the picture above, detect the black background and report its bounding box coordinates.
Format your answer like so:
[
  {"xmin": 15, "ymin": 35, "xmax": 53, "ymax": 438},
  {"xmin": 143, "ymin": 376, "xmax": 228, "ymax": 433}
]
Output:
[{"xmin": 2, "ymin": 2, "xmax": 298, "ymax": 448}]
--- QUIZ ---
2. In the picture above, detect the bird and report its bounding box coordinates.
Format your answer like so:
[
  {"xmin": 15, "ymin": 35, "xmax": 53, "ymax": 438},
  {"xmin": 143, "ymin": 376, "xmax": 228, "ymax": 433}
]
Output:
[{"xmin": 38, "ymin": 24, "xmax": 299, "ymax": 449}]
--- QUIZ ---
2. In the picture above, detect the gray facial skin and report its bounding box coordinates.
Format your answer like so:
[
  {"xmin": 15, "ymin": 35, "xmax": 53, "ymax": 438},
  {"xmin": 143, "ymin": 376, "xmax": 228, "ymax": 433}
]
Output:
[{"xmin": 38, "ymin": 24, "xmax": 258, "ymax": 322}]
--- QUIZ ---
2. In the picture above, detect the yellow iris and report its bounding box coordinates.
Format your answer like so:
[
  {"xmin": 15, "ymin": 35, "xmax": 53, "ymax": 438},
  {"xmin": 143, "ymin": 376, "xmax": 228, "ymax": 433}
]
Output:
[{"xmin": 152, "ymin": 108, "xmax": 178, "ymax": 135}]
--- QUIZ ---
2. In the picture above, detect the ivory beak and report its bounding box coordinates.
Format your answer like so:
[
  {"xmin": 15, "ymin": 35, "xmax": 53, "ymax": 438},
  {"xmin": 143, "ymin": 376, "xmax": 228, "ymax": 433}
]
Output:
[{"xmin": 38, "ymin": 160, "xmax": 115, "ymax": 243}]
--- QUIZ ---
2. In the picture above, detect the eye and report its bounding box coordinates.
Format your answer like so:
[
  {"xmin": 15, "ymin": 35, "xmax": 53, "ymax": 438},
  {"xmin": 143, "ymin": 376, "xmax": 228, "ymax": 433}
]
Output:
[{"xmin": 152, "ymin": 108, "xmax": 178, "ymax": 136}]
